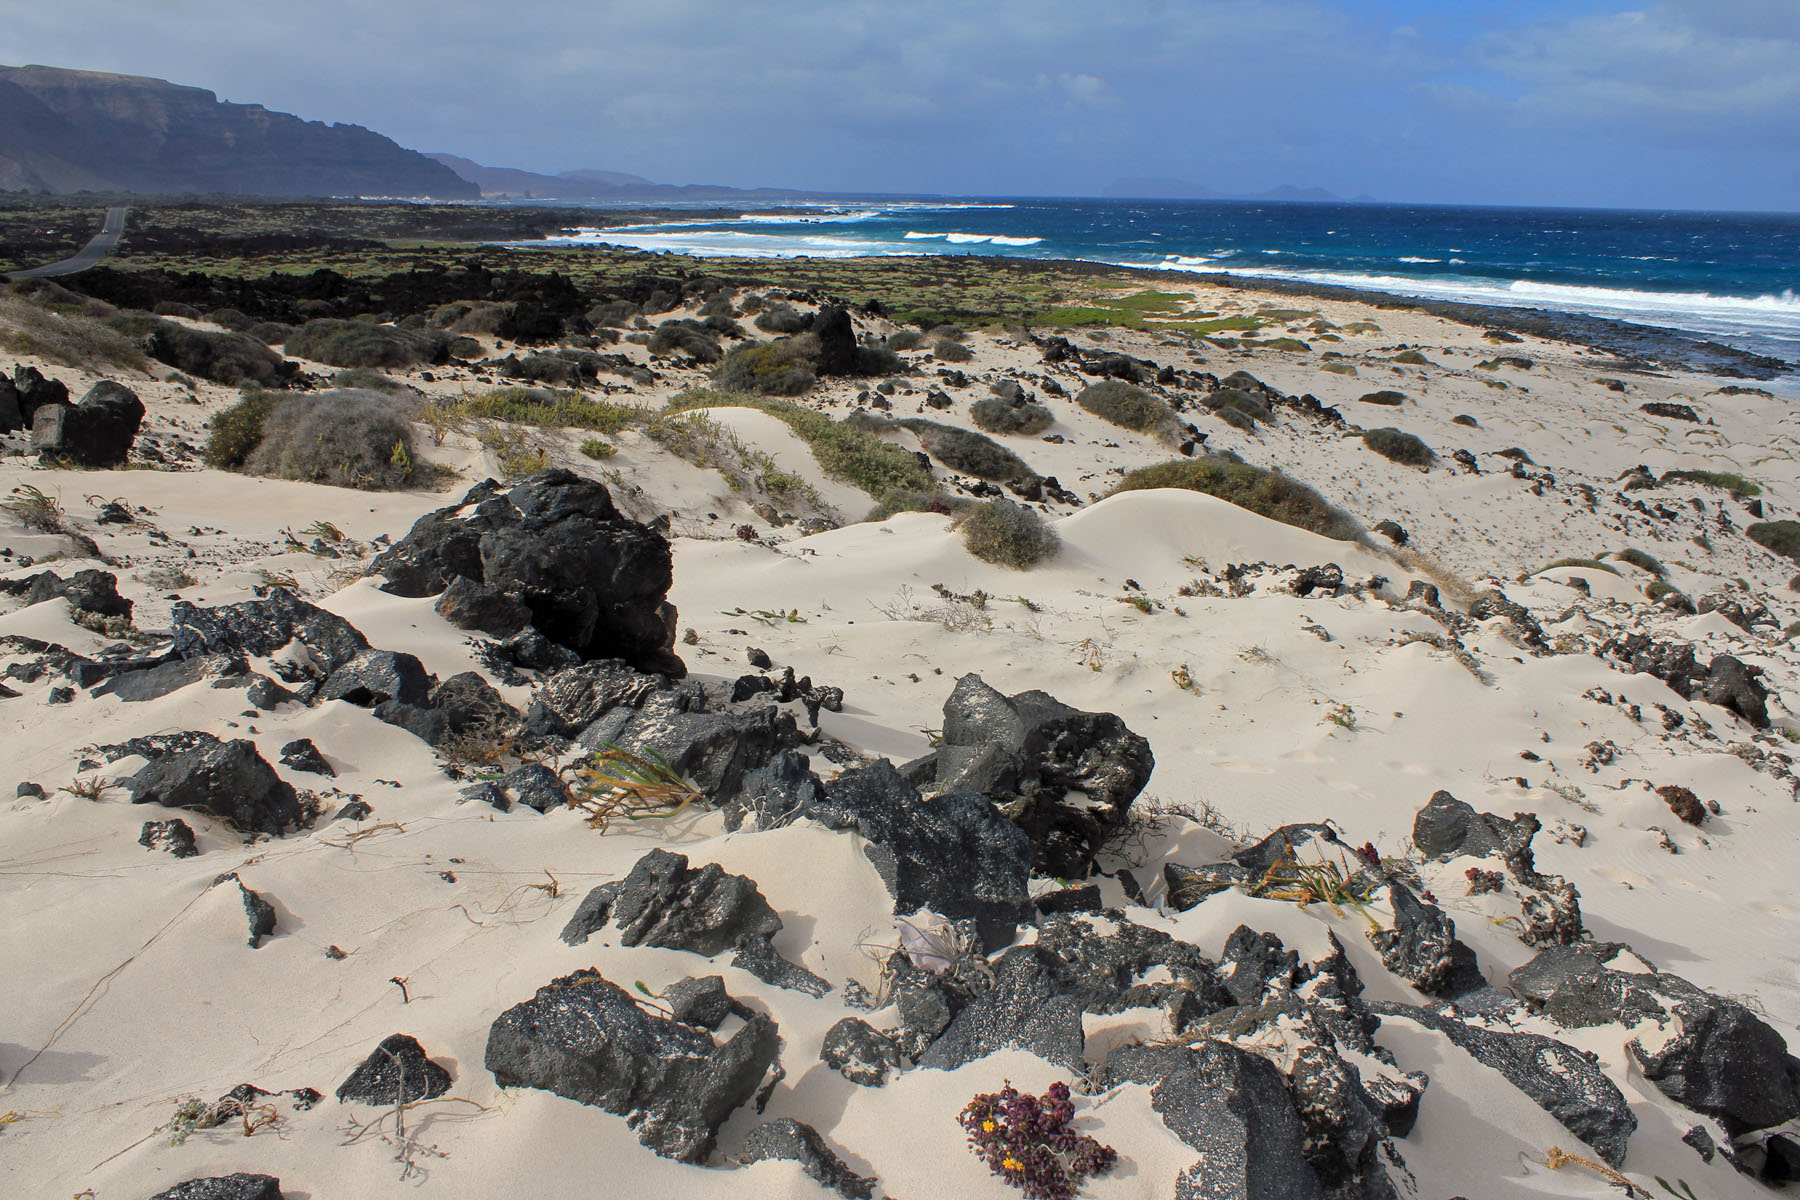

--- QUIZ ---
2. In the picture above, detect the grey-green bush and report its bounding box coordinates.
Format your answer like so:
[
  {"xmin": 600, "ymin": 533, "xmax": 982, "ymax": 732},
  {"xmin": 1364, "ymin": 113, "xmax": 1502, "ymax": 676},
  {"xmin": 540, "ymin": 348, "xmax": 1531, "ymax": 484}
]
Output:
[
  {"xmin": 588, "ymin": 300, "xmax": 640, "ymax": 328},
  {"xmin": 1111, "ymin": 458, "xmax": 1362, "ymax": 541},
  {"xmin": 1203, "ymin": 388, "xmax": 1273, "ymax": 427},
  {"xmin": 902, "ymin": 420, "xmax": 1034, "ymax": 481},
  {"xmin": 109, "ymin": 312, "xmax": 289, "ymax": 386},
  {"xmin": 1359, "ymin": 390, "xmax": 1406, "ymax": 406},
  {"xmin": 755, "ymin": 303, "xmax": 809, "ymax": 334},
  {"xmin": 329, "ymin": 368, "xmax": 417, "ymax": 394},
  {"xmin": 1361, "ymin": 427, "xmax": 1434, "ymax": 467},
  {"xmin": 1748, "ymin": 521, "xmax": 1800, "ymax": 562},
  {"xmin": 932, "ymin": 338, "xmax": 973, "ymax": 363},
  {"xmin": 958, "ymin": 499, "xmax": 1059, "ymax": 568},
  {"xmin": 884, "ymin": 328, "xmax": 923, "ymax": 351},
  {"xmin": 971, "ymin": 396, "xmax": 1054, "ymax": 436},
  {"xmin": 714, "ymin": 335, "xmax": 820, "ymax": 396},
  {"xmin": 648, "ymin": 321, "xmax": 723, "ymax": 363},
  {"xmin": 964, "ymin": 500, "xmax": 1058, "ymax": 572},
  {"xmin": 204, "ymin": 390, "xmax": 287, "ymax": 469},
  {"xmin": 284, "ymin": 319, "xmax": 445, "ymax": 369},
  {"xmin": 1077, "ymin": 380, "xmax": 1173, "ymax": 433},
  {"xmin": 244, "ymin": 389, "xmax": 427, "ymax": 490}
]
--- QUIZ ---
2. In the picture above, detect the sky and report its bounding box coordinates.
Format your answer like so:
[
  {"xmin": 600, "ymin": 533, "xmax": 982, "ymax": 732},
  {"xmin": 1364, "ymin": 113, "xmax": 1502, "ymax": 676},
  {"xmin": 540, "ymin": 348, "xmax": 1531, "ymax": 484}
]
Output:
[{"xmin": 5, "ymin": 0, "xmax": 1798, "ymax": 210}]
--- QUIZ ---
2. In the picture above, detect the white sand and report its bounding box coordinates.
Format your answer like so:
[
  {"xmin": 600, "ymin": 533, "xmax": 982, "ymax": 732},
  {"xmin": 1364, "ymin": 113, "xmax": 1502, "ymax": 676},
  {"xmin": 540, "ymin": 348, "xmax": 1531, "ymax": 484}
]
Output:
[{"xmin": 3, "ymin": 281, "xmax": 1798, "ymax": 1198}]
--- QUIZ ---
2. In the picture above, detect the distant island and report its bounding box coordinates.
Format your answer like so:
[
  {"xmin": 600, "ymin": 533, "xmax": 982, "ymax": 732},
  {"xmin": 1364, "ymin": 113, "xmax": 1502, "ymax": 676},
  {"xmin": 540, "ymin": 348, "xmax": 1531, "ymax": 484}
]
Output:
[
  {"xmin": 427, "ymin": 153, "xmax": 828, "ymax": 203},
  {"xmin": 0, "ymin": 64, "xmax": 474, "ymax": 198}
]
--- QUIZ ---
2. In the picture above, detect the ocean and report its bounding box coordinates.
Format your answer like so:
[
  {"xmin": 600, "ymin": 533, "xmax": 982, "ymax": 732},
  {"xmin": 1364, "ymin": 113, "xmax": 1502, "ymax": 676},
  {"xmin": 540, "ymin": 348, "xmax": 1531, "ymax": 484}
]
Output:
[{"xmin": 529, "ymin": 198, "xmax": 1800, "ymax": 371}]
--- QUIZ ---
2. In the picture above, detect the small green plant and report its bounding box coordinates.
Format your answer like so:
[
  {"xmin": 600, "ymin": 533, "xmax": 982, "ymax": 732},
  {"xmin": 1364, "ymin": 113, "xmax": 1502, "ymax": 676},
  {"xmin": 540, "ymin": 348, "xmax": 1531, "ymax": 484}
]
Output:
[
  {"xmin": 205, "ymin": 390, "xmax": 287, "ymax": 469},
  {"xmin": 1361, "ymin": 427, "xmax": 1433, "ymax": 467},
  {"xmin": 933, "ymin": 338, "xmax": 974, "ymax": 362},
  {"xmin": 1253, "ymin": 848, "xmax": 1378, "ymax": 929},
  {"xmin": 59, "ymin": 775, "xmax": 114, "ymax": 800},
  {"xmin": 960, "ymin": 1081, "xmax": 1117, "ymax": 1200},
  {"xmin": 1661, "ymin": 469, "xmax": 1761, "ymax": 498},
  {"xmin": 958, "ymin": 500, "xmax": 1060, "ymax": 569},
  {"xmin": 1614, "ymin": 547, "xmax": 1665, "ymax": 577},
  {"xmin": 1322, "ymin": 703, "xmax": 1357, "ymax": 731},
  {"xmin": 579, "ymin": 437, "xmax": 617, "ymax": 459},
  {"xmin": 570, "ymin": 745, "xmax": 703, "ymax": 832},
  {"xmin": 1390, "ymin": 349, "xmax": 1430, "ymax": 365},
  {"xmin": 2, "ymin": 484, "xmax": 65, "ymax": 533}
]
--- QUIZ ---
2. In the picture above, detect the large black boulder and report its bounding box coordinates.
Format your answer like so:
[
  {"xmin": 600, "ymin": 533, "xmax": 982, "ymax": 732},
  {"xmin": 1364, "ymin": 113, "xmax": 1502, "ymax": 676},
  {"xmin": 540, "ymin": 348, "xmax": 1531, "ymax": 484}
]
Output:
[
  {"xmin": 335, "ymin": 1033, "xmax": 452, "ymax": 1105},
  {"xmin": 1367, "ymin": 883, "xmax": 1487, "ymax": 999},
  {"xmin": 810, "ymin": 759, "xmax": 1033, "ymax": 952},
  {"xmin": 484, "ymin": 967, "xmax": 778, "ymax": 1163},
  {"xmin": 371, "ymin": 470, "xmax": 683, "ymax": 676},
  {"xmin": 1510, "ymin": 944, "xmax": 1800, "ymax": 1136},
  {"xmin": 30, "ymin": 380, "xmax": 144, "ymax": 467},
  {"xmin": 11, "ymin": 365, "xmax": 67, "ymax": 425},
  {"xmin": 1101, "ymin": 1040, "xmax": 1327, "ymax": 1200},
  {"xmin": 128, "ymin": 738, "xmax": 302, "ymax": 835},
  {"xmin": 926, "ymin": 673, "xmax": 1153, "ymax": 877},
  {"xmin": 0, "ymin": 373, "xmax": 21, "ymax": 432}
]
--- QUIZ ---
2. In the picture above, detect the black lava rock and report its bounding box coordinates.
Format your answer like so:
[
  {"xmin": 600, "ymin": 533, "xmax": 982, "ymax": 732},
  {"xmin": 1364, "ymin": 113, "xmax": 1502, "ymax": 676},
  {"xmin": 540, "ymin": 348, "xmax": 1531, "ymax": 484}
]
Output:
[
  {"xmin": 371, "ymin": 470, "xmax": 684, "ymax": 676},
  {"xmin": 335, "ymin": 1033, "xmax": 452, "ymax": 1106},
  {"xmin": 916, "ymin": 946, "xmax": 1085, "ymax": 1071},
  {"xmin": 739, "ymin": 1118, "xmax": 877, "ymax": 1199},
  {"xmin": 213, "ymin": 872, "xmax": 276, "ymax": 948},
  {"xmin": 278, "ymin": 738, "xmax": 334, "ymax": 776},
  {"xmin": 484, "ymin": 968, "xmax": 778, "ymax": 1163},
  {"xmin": 820, "ymin": 1017, "xmax": 905, "ymax": 1087},
  {"xmin": 128, "ymin": 738, "xmax": 302, "ymax": 835},
  {"xmin": 148, "ymin": 1175, "xmax": 284, "ymax": 1200},
  {"xmin": 29, "ymin": 380, "xmax": 144, "ymax": 468},
  {"xmin": 139, "ymin": 818, "xmax": 199, "ymax": 858},
  {"xmin": 928, "ymin": 673, "xmax": 1153, "ymax": 878},
  {"xmin": 811, "ymin": 759, "xmax": 1032, "ymax": 952}
]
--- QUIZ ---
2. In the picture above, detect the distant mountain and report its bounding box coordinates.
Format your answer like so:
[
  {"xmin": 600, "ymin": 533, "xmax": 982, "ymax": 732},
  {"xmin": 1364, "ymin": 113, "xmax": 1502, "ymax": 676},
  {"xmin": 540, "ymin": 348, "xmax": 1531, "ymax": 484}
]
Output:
[
  {"xmin": 1105, "ymin": 177, "xmax": 1367, "ymax": 204},
  {"xmin": 429, "ymin": 153, "xmax": 823, "ymax": 203},
  {"xmin": 0, "ymin": 64, "xmax": 476, "ymax": 199}
]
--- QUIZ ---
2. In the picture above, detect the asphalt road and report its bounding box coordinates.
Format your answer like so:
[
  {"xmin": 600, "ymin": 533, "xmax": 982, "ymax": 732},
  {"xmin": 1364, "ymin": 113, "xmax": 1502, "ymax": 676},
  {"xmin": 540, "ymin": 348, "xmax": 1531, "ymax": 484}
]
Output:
[{"xmin": 6, "ymin": 206, "xmax": 128, "ymax": 280}]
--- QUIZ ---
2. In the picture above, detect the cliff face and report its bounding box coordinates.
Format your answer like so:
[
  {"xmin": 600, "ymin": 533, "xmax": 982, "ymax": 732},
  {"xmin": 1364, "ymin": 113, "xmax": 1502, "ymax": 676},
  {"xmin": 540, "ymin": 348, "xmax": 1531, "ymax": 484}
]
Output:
[{"xmin": 0, "ymin": 65, "xmax": 477, "ymax": 199}]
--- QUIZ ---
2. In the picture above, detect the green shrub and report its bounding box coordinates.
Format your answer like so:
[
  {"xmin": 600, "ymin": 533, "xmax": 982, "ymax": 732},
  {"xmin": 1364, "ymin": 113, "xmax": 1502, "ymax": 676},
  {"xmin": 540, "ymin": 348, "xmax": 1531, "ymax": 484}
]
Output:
[
  {"xmin": 206, "ymin": 308, "xmax": 254, "ymax": 332},
  {"xmin": 500, "ymin": 354, "xmax": 579, "ymax": 385},
  {"xmin": 1361, "ymin": 427, "xmax": 1433, "ymax": 467},
  {"xmin": 1320, "ymin": 362, "xmax": 1358, "ymax": 376},
  {"xmin": 648, "ymin": 320, "xmax": 723, "ymax": 363},
  {"xmin": 714, "ymin": 335, "xmax": 819, "ymax": 396},
  {"xmin": 1076, "ymin": 381, "xmax": 1173, "ymax": 434},
  {"xmin": 1391, "ymin": 349, "xmax": 1430, "ymax": 365},
  {"xmin": 971, "ymin": 396, "xmax": 1054, "ymax": 436},
  {"xmin": 865, "ymin": 489, "xmax": 971, "ymax": 520},
  {"xmin": 933, "ymin": 338, "xmax": 974, "ymax": 363},
  {"xmin": 958, "ymin": 499, "xmax": 1059, "ymax": 569},
  {"xmin": 205, "ymin": 390, "xmax": 288, "ymax": 469},
  {"xmin": 580, "ymin": 437, "xmax": 617, "ymax": 459},
  {"xmin": 1615, "ymin": 547, "xmax": 1666, "ymax": 577},
  {"xmin": 1661, "ymin": 469, "xmax": 1762, "ymax": 498},
  {"xmin": 754, "ymin": 303, "xmax": 809, "ymax": 334},
  {"xmin": 108, "ymin": 312, "xmax": 286, "ymax": 385},
  {"xmin": 451, "ymin": 388, "xmax": 641, "ymax": 432},
  {"xmin": 588, "ymin": 300, "xmax": 639, "ymax": 328},
  {"xmin": 0, "ymin": 294, "xmax": 145, "ymax": 371},
  {"xmin": 1359, "ymin": 390, "xmax": 1406, "ymax": 406},
  {"xmin": 330, "ymin": 367, "xmax": 416, "ymax": 394},
  {"xmin": 1748, "ymin": 521, "xmax": 1800, "ymax": 562},
  {"xmin": 244, "ymin": 390, "xmax": 427, "ymax": 490},
  {"xmin": 884, "ymin": 328, "xmax": 923, "ymax": 352},
  {"xmin": 1111, "ymin": 458, "xmax": 1362, "ymax": 541},
  {"xmin": 901, "ymin": 420, "xmax": 1033, "ymax": 481},
  {"xmin": 284, "ymin": 319, "xmax": 445, "ymax": 369},
  {"xmin": 1261, "ymin": 337, "xmax": 1310, "ymax": 352},
  {"xmin": 1203, "ymin": 388, "xmax": 1273, "ymax": 428},
  {"xmin": 666, "ymin": 389, "xmax": 934, "ymax": 505},
  {"xmin": 927, "ymin": 324, "xmax": 967, "ymax": 342}
]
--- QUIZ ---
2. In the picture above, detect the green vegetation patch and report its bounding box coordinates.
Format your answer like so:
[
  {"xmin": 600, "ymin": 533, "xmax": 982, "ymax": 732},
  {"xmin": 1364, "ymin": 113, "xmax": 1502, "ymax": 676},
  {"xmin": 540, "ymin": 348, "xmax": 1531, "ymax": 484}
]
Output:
[
  {"xmin": 1076, "ymin": 380, "xmax": 1174, "ymax": 434},
  {"xmin": 1111, "ymin": 458, "xmax": 1362, "ymax": 541},
  {"xmin": 667, "ymin": 389, "xmax": 935, "ymax": 505},
  {"xmin": 1661, "ymin": 469, "xmax": 1762, "ymax": 498},
  {"xmin": 1361, "ymin": 427, "xmax": 1434, "ymax": 467},
  {"xmin": 451, "ymin": 387, "xmax": 644, "ymax": 432},
  {"xmin": 958, "ymin": 499, "xmax": 1060, "ymax": 569},
  {"xmin": 1747, "ymin": 520, "xmax": 1800, "ymax": 562}
]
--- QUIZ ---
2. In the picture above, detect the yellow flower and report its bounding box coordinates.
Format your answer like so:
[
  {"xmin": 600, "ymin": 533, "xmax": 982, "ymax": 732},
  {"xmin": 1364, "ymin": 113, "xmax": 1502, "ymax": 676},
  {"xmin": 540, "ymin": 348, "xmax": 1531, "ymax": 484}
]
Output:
[
  {"xmin": 982, "ymin": 1120, "xmax": 997, "ymax": 1133},
  {"xmin": 1002, "ymin": 1157, "xmax": 1022, "ymax": 1171}
]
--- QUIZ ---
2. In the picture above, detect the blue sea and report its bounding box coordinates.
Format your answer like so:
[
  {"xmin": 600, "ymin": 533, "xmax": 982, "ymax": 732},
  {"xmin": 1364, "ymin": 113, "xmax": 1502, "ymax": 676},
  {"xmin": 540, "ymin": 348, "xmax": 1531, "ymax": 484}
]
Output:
[{"xmin": 530, "ymin": 198, "xmax": 1800, "ymax": 370}]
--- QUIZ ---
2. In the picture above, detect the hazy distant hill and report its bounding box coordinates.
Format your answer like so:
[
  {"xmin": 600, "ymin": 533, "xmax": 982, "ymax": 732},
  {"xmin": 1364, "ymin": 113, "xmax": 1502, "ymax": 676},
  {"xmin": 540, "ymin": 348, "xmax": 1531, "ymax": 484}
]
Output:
[
  {"xmin": 429, "ymin": 153, "xmax": 823, "ymax": 203},
  {"xmin": 1105, "ymin": 177, "xmax": 1370, "ymax": 203},
  {"xmin": 0, "ymin": 64, "xmax": 476, "ymax": 199}
]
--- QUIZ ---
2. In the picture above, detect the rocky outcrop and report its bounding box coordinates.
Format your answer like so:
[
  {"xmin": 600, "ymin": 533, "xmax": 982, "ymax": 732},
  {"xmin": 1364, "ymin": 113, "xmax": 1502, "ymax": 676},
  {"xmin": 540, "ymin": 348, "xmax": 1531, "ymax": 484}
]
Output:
[
  {"xmin": 372, "ymin": 470, "xmax": 683, "ymax": 676},
  {"xmin": 739, "ymin": 1119, "xmax": 877, "ymax": 1199},
  {"xmin": 484, "ymin": 968, "xmax": 779, "ymax": 1163},
  {"xmin": 148, "ymin": 1176, "xmax": 285, "ymax": 1200}
]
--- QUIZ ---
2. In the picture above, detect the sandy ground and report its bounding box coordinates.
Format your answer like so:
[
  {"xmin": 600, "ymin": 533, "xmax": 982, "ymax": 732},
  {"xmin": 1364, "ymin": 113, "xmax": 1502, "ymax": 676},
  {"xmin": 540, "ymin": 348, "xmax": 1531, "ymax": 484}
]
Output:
[{"xmin": 3, "ymin": 281, "xmax": 1799, "ymax": 1198}]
